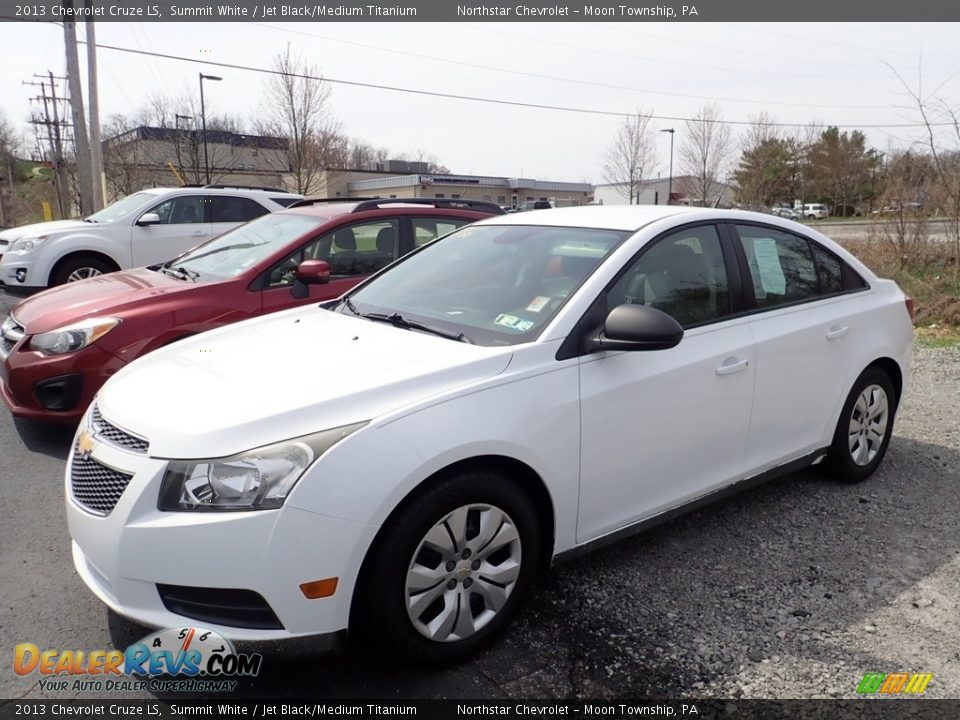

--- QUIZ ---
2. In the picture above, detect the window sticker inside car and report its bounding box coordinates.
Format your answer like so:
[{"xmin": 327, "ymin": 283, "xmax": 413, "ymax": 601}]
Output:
[
  {"xmin": 515, "ymin": 319, "xmax": 535, "ymax": 332},
  {"xmin": 495, "ymin": 314, "xmax": 520, "ymax": 328},
  {"xmin": 526, "ymin": 296, "xmax": 551, "ymax": 313},
  {"xmin": 753, "ymin": 238, "xmax": 786, "ymax": 295}
]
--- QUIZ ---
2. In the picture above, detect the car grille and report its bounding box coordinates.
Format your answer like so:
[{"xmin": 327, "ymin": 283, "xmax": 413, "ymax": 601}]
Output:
[
  {"xmin": 91, "ymin": 404, "xmax": 149, "ymax": 454},
  {"xmin": 70, "ymin": 453, "xmax": 134, "ymax": 515},
  {"xmin": 0, "ymin": 315, "xmax": 24, "ymax": 360}
]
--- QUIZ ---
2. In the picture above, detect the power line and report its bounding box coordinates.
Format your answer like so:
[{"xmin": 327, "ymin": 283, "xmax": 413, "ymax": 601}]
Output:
[
  {"xmin": 84, "ymin": 41, "xmax": 951, "ymax": 130},
  {"xmin": 251, "ymin": 22, "xmax": 890, "ymax": 111}
]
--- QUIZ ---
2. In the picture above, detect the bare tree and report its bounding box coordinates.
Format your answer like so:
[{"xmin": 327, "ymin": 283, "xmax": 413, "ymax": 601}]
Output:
[
  {"xmin": 101, "ymin": 114, "xmax": 151, "ymax": 197},
  {"xmin": 255, "ymin": 46, "xmax": 338, "ymax": 194},
  {"xmin": 0, "ymin": 110, "xmax": 19, "ymax": 226},
  {"xmin": 602, "ymin": 109, "xmax": 658, "ymax": 204},
  {"xmin": 678, "ymin": 103, "xmax": 733, "ymax": 207},
  {"xmin": 886, "ymin": 62, "xmax": 960, "ymax": 280}
]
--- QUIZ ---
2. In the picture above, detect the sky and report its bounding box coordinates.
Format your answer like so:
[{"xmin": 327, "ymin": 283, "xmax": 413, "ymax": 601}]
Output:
[{"xmin": 1, "ymin": 21, "xmax": 959, "ymax": 184}]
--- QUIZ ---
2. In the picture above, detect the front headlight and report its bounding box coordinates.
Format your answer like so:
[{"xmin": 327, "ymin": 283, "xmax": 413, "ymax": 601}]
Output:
[
  {"xmin": 29, "ymin": 317, "xmax": 120, "ymax": 355},
  {"xmin": 157, "ymin": 422, "xmax": 367, "ymax": 512},
  {"xmin": 9, "ymin": 235, "xmax": 48, "ymax": 254}
]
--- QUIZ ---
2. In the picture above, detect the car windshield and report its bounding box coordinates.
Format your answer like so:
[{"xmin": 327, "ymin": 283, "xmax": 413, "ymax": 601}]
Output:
[
  {"xmin": 85, "ymin": 192, "xmax": 154, "ymax": 223},
  {"xmin": 344, "ymin": 224, "xmax": 630, "ymax": 346},
  {"xmin": 168, "ymin": 212, "xmax": 327, "ymax": 280}
]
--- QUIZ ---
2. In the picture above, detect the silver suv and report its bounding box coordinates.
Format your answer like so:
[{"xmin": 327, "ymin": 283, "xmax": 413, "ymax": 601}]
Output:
[{"xmin": 0, "ymin": 185, "xmax": 302, "ymax": 289}]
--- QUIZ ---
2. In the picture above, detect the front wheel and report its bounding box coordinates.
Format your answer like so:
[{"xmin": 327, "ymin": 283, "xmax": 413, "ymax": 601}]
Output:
[
  {"xmin": 52, "ymin": 255, "xmax": 116, "ymax": 285},
  {"xmin": 355, "ymin": 471, "xmax": 541, "ymax": 664},
  {"xmin": 826, "ymin": 367, "xmax": 896, "ymax": 483}
]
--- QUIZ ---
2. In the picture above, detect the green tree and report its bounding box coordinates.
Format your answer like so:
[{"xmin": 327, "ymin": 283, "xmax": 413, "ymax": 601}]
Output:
[{"xmin": 807, "ymin": 127, "xmax": 874, "ymax": 213}]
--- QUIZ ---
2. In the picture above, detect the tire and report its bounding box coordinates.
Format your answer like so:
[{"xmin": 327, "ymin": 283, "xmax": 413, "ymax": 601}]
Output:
[
  {"xmin": 826, "ymin": 367, "xmax": 896, "ymax": 484},
  {"xmin": 355, "ymin": 470, "xmax": 542, "ymax": 665},
  {"xmin": 52, "ymin": 255, "xmax": 116, "ymax": 285}
]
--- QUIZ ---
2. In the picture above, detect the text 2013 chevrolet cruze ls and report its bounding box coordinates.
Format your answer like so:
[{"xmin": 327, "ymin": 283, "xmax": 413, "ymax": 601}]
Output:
[{"xmin": 66, "ymin": 206, "xmax": 913, "ymax": 663}]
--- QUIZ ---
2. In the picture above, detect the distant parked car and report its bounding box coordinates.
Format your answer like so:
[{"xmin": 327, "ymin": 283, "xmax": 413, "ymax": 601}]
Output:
[
  {"xmin": 770, "ymin": 206, "xmax": 799, "ymax": 219},
  {"xmin": 0, "ymin": 198, "xmax": 502, "ymax": 422},
  {"xmin": 800, "ymin": 203, "xmax": 830, "ymax": 220},
  {"xmin": 0, "ymin": 185, "xmax": 304, "ymax": 291},
  {"xmin": 513, "ymin": 200, "xmax": 553, "ymax": 212}
]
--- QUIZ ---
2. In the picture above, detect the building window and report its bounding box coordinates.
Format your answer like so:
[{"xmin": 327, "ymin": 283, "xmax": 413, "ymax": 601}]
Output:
[
  {"xmin": 435, "ymin": 193, "xmax": 445, "ymax": 198},
  {"xmin": 482, "ymin": 195, "xmax": 492, "ymax": 202},
  {"xmin": 497, "ymin": 195, "xmax": 506, "ymax": 205},
  {"xmin": 526, "ymin": 197, "xmax": 534, "ymax": 201},
  {"xmin": 390, "ymin": 194, "xmax": 397, "ymax": 198}
]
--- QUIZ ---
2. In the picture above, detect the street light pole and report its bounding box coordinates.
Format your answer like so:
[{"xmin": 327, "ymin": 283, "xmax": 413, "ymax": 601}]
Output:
[
  {"xmin": 198, "ymin": 73, "xmax": 222, "ymax": 184},
  {"xmin": 660, "ymin": 128, "xmax": 675, "ymax": 205}
]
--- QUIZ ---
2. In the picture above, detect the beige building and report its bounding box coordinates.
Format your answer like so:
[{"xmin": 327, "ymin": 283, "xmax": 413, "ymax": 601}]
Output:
[
  {"xmin": 322, "ymin": 172, "xmax": 593, "ymax": 208},
  {"xmin": 102, "ymin": 128, "xmax": 594, "ymax": 208},
  {"xmin": 102, "ymin": 126, "xmax": 290, "ymax": 198}
]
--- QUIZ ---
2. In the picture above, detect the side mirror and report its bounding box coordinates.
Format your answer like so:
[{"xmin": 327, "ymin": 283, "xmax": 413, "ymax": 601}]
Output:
[
  {"xmin": 295, "ymin": 259, "xmax": 331, "ymax": 285},
  {"xmin": 137, "ymin": 213, "xmax": 161, "ymax": 226},
  {"xmin": 586, "ymin": 303, "xmax": 683, "ymax": 353}
]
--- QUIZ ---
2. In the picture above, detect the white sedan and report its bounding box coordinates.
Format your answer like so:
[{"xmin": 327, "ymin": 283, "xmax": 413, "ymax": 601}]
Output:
[{"xmin": 65, "ymin": 206, "xmax": 913, "ymax": 663}]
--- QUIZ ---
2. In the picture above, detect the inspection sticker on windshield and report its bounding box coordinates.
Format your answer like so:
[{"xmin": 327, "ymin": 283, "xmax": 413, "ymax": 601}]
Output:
[
  {"xmin": 495, "ymin": 314, "xmax": 535, "ymax": 332},
  {"xmin": 526, "ymin": 296, "xmax": 551, "ymax": 313}
]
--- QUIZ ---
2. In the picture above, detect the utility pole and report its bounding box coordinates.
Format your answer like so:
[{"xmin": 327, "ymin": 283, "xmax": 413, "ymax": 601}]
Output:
[
  {"xmin": 85, "ymin": 3, "xmax": 105, "ymax": 210},
  {"xmin": 25, "ymin": 75, "xmax": 69, "ymax": 218},
  {"xmin": 63, "ymin": 5, "xmax": 94, "ymax": 215}
]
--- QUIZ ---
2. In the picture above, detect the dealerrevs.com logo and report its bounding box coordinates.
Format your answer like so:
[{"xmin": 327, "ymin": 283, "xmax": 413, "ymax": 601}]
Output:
[{"xmin": 14, "ymin": 627, "xmax": 262, "ymax": 693}]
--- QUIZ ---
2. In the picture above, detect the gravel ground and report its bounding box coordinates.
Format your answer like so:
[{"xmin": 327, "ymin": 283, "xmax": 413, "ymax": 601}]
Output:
[{"xmin": 491, "ymin": 344, "xmax": 960, "ymax": 700}]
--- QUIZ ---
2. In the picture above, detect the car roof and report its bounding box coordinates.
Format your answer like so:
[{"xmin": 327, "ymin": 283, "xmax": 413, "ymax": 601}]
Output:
[
  {"xmin": 476, "ymin": 205, "xmax": 830, "ymax": 232},
  {"xmin": 135, "ymin": 187, "xmax": 302, "ymax": 198},
  {"xmin": 281, "ymin": 200, "xmax": 500, "ymax": 221}
]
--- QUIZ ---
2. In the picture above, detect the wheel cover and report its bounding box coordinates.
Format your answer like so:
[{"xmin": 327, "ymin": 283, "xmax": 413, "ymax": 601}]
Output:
[
  {"xmin": 67, "ymin": 267, "xmax": 103, "ymax": 282},
  {"xmin": 848, "ymin": 384, "xmax": 889, "ymax": 466},
  {"xmin": 405, "ymin": 503, "xmax": 522, "ymax": 643}
]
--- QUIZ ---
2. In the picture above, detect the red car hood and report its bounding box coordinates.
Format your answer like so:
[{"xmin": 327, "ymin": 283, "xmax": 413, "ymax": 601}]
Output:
[{"xmin": 11, "ymin": 268, "xmax": 195, "ymax": 334}]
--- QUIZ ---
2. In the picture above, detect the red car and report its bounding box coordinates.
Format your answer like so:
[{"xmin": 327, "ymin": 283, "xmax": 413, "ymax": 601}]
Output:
[{"xmin": 0, "ymin": 198, "xmax": 502, "ymax": 422}]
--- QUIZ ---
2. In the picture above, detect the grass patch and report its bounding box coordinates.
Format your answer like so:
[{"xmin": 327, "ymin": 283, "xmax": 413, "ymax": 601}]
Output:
[
  {"xmin": 843, "ymin": 235, "xmax": 960, "ymax": 339},
  {"xmin": 915, "ymin": 324, "xmax": 960, "ymax": 347}
]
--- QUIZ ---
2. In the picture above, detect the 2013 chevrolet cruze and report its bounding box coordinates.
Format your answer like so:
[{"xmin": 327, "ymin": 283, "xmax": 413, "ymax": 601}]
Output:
[{"xmin": 66, "ymin": 206, "xmax": 913, "ymax": 663}]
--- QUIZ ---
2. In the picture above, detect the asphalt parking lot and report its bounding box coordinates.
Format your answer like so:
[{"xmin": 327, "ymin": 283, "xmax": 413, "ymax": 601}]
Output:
[{"xmin": 2, "ymin": 288, "xmax": 959, "ymax": 701}]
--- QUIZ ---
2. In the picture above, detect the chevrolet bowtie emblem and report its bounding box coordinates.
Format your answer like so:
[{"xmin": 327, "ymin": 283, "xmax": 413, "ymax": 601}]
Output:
[{"xmin": 77, "ymin": 431, "xmax": 96, "ymax": 460}]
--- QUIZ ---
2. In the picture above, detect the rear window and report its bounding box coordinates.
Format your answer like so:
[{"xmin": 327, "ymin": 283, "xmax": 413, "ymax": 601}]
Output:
[{"xmin": 269, "ymin": 196, "xmax": 302, "ymax": 208}]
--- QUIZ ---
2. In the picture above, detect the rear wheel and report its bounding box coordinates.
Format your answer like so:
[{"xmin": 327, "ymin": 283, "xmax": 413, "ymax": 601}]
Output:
[
  {"xmin": 826, "ymin": 367, "xmax": 896, "ymax": 483},
  {"xmin": 355, "ymin": 470, "xmax": 541, "ymax": 664},
  {"xmin": 52, "ymin": 255, "xmax": 116, "ymax": 285}
]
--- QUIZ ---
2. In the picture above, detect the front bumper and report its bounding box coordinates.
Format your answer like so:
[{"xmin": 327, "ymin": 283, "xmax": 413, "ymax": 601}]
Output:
[
  {"xmin": 66, "ymin": 423, "xmax": 378, "ymax": 642},
  {"xmin": 0, "ymin": 343, "xmax": 126, "ymax": 422}
]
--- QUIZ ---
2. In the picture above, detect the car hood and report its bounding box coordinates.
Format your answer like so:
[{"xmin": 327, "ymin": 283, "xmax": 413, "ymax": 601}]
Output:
[
  {"xmin": 0, "ymin": 219, "xmax": 90, "ymax": 245},
  {"xmin": 10, "ymin": 268, "xmax": 194, "ymax": 334},
  {"xmin": 96, "ymin": 307, "xmax": 514, "ymax": 459}
]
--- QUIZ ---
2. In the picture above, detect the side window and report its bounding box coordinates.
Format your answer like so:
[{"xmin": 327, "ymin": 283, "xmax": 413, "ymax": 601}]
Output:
[
  {"xmin": 266, "ymin": 219, "xmax": 401, "ymax": 287},
  {"xmin": 412, "ymin": 217, "xmax": 471, "ymax": 247},
  {"xmin": 811, "ymin": 242, "xmax": 843, "ymax": 295},
  {"xmin": 208, "ymin": 196, "xmax": 268, "ymax": 224},
  {"xmin": 146, "ymin": 196, "xmax": 205, "ymax": 224},
  {"xmin": 607, "ymin": 225, "xmax": 730, "ymax": 327},
  {"xmin": 735, "ymin": 226, "xmax": 819, "ymax": 308}
]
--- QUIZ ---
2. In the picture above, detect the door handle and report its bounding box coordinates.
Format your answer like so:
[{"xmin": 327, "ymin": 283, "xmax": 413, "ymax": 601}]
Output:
[
  {"xmin": 826, "ymin": 324, "xmax": 849, "ymax": 340},
  {"xmin": 716, "ymin": 357, "xmax": 749, "ymax": 376},
  {"xmin": 191, "ymin": 230, "xmax": 205, "ymax": 236}
]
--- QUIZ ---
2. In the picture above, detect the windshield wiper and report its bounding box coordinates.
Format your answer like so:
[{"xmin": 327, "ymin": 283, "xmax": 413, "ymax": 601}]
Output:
[
  {"xmin": 360, "ymin": 312, "xmax": 473, "ymax": 344},
  {"xmin": 160, "ymin": 264, "xmax": 199, "ymax": 282},
  {"xmin": 338, "ymin": 296, "xmax": 361, "ymax": 316}
]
